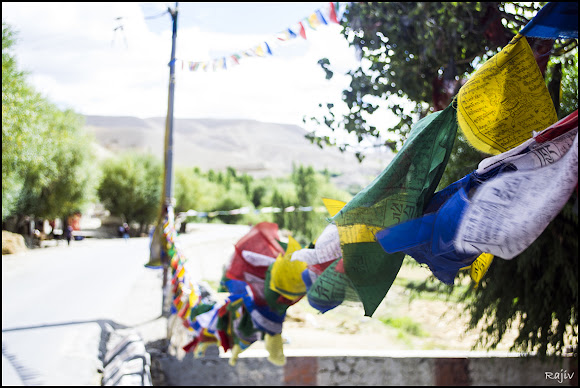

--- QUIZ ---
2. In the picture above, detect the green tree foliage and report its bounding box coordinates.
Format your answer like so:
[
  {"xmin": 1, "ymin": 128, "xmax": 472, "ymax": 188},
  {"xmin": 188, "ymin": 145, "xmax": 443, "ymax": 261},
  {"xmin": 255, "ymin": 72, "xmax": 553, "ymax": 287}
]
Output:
[
  {"xmin": 306, "ymin": 2, "xmax": 574, "ymax": 155},
  {"xmin": 2, "ymin": 22, "xmax": 97, "ymax": 224},
  {"xmin": 546, "ymin": 48, "xmax": 579, "ymax": 118},
  {"xmin": 307, "ymin": 3, "xmax": 578, "ymax": 357},
  {"xmin": 172, "ymin": 164, "xmax": 352, "ymax": 243},
  {"xmin": 174, "ymin": 167, "xmax": 222, "ymax": 214},
  {"xmin": 290, "ymin": 164, "xmax": 319, "ymax": 241},
  {"xmin": 97, "ymin": 153, "xmax": 162, "ymax": 231}
]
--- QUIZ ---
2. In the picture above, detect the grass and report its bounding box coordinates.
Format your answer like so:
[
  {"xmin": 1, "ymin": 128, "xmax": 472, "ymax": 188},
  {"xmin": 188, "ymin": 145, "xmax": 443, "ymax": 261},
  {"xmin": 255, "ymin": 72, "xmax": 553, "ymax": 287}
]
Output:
[{"xmin": 379, "ymin": 316, "xmax": 428, "ymax": 338}]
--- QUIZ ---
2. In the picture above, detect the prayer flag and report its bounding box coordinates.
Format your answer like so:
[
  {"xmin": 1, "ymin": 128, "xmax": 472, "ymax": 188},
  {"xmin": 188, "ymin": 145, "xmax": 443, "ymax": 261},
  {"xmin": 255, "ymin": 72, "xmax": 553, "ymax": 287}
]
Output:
[
  {"xmin": 265, "ymin": 42, "xmax": 273, "ymax": 55},
  {"xmin": 330, "ymin": 103, "xmax": 458, "ymax": 316},
  {"xmin": 466, "ymin": 253, "xmax": 494, "ymax": 288},
  {"xmin": 265, "ymin": 333, "xmax": 286, "ymax": 366},
  {"xmin": 298, "ymin": 22, "xmax": 307, "ymax": 39},
  {"xmin": 291, "ymin": 223, "xmax": 341, "ymax": 274},
  {"xmin": 457, "ymin": 34, "xmax": 557, "ymax": 155},
  {"xmin": 316, "ymin": 9, "xmax": 328, "ymax": 25},
  {"xmin": 305, "ymin": 259, "xmax": 350, "ymax": 313},
  {"xmin": 322, "ymin": 197, "xmax": 346, "ymax": 217},
  {"xmin": 520, "ymin": 2, "xmax": 578, "ymax": 39},
  {"xmin": 378, "ymin": 122, "xmax": 578, "ymax": 283},
  {"xmin": 329, "ymin": 2, "xmax": 339, "ymax": 24},
  {"xmin": 269, "ymin": 236, "xmax": 307, "ymax": 300},
  {"xmin": 307, "ymin": 13, "xmax": 321, "ymax": 29},
  {"xmin": 255, "ymin": 45, "xmax": 265, "ymax": 57},
  {"xmin": 225, "ymin": 222, "xmax": 285, "ymax": 305},
  {"xmin": 455, "ymin": 132, "xmax": 578, "ymax": 259}
]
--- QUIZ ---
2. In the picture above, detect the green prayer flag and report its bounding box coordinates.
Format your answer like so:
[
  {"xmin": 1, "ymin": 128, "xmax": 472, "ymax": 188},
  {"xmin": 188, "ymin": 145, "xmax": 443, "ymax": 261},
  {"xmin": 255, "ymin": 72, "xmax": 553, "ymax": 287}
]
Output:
[
  {"xmin": 306, "ymin": 259, "xmax": 359, "ymax": 312},
  {"xmin": 330, "ymin": 103, "xmax": 458, "ymax": 316}
]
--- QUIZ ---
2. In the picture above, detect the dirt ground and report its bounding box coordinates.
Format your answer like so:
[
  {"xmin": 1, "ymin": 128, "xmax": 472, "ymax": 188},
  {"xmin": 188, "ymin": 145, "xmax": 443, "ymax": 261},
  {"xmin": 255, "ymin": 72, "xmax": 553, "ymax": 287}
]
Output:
[{"xmin": 236, "ymin": 263, "xmax": 520, "ymax": 354}]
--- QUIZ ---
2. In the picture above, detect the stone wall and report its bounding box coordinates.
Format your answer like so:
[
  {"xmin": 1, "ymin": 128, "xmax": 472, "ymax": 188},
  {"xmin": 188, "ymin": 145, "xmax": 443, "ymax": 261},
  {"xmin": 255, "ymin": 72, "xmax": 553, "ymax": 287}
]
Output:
[{"xmin": 152, "ymin": 348, "xmax": 577, "ymax": 386}]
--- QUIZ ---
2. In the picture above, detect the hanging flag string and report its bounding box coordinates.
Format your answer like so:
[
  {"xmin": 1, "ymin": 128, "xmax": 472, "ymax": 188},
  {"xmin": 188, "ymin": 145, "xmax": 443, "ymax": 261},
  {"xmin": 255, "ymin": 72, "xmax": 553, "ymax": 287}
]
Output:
[
  {"xmin": 176, "ymin": 205, "xmax": 328, "ymax": 223},
  {"xmin": 177, "ymin": 2, "xmax": 345, "ymax": 72}
]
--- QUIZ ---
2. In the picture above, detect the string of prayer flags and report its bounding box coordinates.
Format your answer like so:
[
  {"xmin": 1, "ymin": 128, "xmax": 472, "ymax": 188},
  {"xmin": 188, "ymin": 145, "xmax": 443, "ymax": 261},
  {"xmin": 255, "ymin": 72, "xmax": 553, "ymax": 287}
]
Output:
[
  {"xmin": 519, "ymin": 2, "xmax": 578, "ymax": 39},
  {"xmin": 184, "ymin": 222, "xmax": 296, "ymax": 366},
  {"xmin": 377, "ymin": 112, "xmax": 578, "ymax": 283},
  {"xmin": 329, "ymin": 103, "xmax": 458, "ymax": 317},
  {"xmin": 160, "ymin": 3, "xmax": 578, "ymax": 368},
  {"xmin": 218, "ymin": 223, "xmax": 289, "ymax": 347},
  {"xmin": 456, "ymin": 33, "xmax": 558, "ymax": 155},
  {"xmin": 178, "ymin": 2, "xmax": 343, "ymax": 72},
  {"xmin": 177, "ymin": 205, "xmax": 327, "ymax": 222},
  {"xmin": 213, "ymin": 293, "xmax": 258, "ymax": 366}
]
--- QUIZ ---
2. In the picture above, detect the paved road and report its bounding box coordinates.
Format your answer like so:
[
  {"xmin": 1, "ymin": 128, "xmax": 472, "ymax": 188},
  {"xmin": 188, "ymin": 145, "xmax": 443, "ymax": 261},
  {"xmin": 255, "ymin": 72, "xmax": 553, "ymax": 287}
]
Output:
[{"xmin": 1, "ymin": 223, "xmax": 250, "ymax": 386}]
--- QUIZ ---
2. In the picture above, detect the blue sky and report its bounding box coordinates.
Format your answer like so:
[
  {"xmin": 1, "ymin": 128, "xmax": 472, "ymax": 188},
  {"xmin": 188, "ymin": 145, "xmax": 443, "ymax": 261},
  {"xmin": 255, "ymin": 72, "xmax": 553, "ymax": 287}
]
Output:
[{"xmin": 2, "ymin": 2, "xmax": 397, "ymax": 149}]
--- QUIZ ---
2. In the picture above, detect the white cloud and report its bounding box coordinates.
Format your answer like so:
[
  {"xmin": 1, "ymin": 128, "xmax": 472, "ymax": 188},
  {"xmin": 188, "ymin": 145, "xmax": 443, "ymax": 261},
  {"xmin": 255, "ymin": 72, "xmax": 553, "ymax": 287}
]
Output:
[{"xmin": 2, "ymin": 1, "xmax": 399, "ymax": 145}]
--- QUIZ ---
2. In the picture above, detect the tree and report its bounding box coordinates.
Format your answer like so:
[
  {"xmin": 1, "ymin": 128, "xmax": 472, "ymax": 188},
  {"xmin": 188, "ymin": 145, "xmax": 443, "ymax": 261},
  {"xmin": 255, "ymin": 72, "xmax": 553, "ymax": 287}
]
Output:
[
  {"xmin": 174, "ymin": 166, "xmax": 222, "ymax": 215},
  {"xmin": 290, "ymin": 164, "xmax": 319, "ymax": 242},
  {"xmin": 2, "ymin": 22, "xmax": 97, "ymax": 226},
  {"xmin": 97, "ymin": 153, "xmax": 162, "ymax": 233},
  {"xmin": 307, "ymin": 2, "xmax": 577, "ymax": 157},
  {"xmin": 308, "ymin": 3, "xmax": 578, "ymax": 357}
]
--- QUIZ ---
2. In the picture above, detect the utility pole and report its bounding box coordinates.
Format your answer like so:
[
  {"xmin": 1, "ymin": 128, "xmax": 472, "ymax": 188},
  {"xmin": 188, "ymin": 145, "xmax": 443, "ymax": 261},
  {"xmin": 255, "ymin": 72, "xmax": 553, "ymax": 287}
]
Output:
[{"xmin": 147, "ymin": 2, "xmax": 178, "ymax": 317}]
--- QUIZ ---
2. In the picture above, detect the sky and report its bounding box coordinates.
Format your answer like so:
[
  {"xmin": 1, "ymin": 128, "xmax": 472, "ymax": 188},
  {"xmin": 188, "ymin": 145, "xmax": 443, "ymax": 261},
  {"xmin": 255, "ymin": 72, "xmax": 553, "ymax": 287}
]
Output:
[{"xmin": 2, "ymin": 2, "xmax": 399, "ymax": 150}]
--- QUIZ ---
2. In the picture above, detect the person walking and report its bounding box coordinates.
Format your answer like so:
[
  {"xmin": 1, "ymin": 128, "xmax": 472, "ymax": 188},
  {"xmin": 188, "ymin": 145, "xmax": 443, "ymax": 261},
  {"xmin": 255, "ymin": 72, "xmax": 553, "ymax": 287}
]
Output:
[
  {"xmin": 122, "ymin": 223, "xmax": 130, "ymax": 242},
  {"xmin": 64, "ymin": 225, "xmax": 73, "ymax": 246}
]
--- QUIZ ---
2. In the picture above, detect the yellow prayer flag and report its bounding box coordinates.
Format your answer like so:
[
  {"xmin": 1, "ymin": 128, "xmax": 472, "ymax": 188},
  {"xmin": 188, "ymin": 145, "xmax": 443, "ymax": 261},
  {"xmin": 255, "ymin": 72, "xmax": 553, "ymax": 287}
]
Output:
[
  {"xmin": 308, "ymin": 13, "xmax": 321, "ymax": 29},
  {"xmin": 189, "ymin": 287, "xmax": 199, "ymax": 307},
  {"xmin": 265, "ymin": 333, "xmax": 286, "ymax": 366},
  {"xmin": 270, "ymin": 237, "xmax": 307, "ymax": 300},
  {"xmin": 338, "ymin": 224, "xmax": 383, "ymax": 244},
  {"xmin": 457, "ymin": 34, "xmax": 557, "ymax": 154},
  {"xmin": 283, "ymin": 235, "xmax": 302, "ymax": 259},
  {"xmin": 322, "ymin": 197, "xmax": 346, "ymax": 217},
  {"xmin": 460, "ymin": 252, "xmax": 494, "ymax": 287}
]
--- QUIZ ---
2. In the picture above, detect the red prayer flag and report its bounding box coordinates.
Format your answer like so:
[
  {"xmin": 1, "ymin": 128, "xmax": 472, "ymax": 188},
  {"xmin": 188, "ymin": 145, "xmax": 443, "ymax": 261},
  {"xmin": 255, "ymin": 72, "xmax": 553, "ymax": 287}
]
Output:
[
  {"xmin": 329, "ymin": 2, "xmax": 339, "ymax": 23},
  {"xmin": 298, "ymin": 22, "xmax": 307, "ymax": 39},
  {"xmin": 225, "ymin": 222, "xmax": 285, "ymax": 305}
]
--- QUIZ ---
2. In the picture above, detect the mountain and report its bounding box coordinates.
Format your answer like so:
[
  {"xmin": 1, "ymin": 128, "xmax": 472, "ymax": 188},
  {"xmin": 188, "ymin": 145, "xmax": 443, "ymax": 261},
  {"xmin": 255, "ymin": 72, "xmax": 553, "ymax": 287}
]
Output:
[{"xmin": 83, "ymin": 116, "xmax": 394, "ymax": 192}]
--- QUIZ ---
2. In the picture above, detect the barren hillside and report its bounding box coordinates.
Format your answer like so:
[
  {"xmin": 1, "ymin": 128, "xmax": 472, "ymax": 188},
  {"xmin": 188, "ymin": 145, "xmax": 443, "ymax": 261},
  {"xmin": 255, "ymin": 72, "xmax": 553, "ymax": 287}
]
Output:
[{"xmin": 83, "ymin": 116, "xmax": 394, "ymax": 192}]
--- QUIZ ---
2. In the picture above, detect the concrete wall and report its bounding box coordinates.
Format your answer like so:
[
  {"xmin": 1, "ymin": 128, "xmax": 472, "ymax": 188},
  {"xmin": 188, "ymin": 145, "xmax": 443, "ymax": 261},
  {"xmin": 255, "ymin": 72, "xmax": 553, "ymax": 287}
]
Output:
[{"xmin": 152, "ymin": 348, "xmax": 577, "ymax": 386}]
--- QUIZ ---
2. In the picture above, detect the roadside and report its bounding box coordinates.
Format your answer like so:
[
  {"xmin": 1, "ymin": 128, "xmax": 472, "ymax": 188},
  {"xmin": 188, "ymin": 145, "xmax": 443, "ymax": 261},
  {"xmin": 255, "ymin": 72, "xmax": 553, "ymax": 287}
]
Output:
[
  {"xmin": 50, "ymin": 219, "xmax": 523, "ymax": 352},
  {"xmin": 2, "ymin": 221, "xmax": 523, "ymax": 386}
]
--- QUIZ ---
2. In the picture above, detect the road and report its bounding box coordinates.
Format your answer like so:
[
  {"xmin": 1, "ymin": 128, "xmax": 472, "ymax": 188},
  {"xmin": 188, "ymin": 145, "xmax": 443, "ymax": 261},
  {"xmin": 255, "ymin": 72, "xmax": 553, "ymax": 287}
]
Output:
[{"xmin": 1, "ymin": 223, "xmax": 250, "ymax": 386}]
